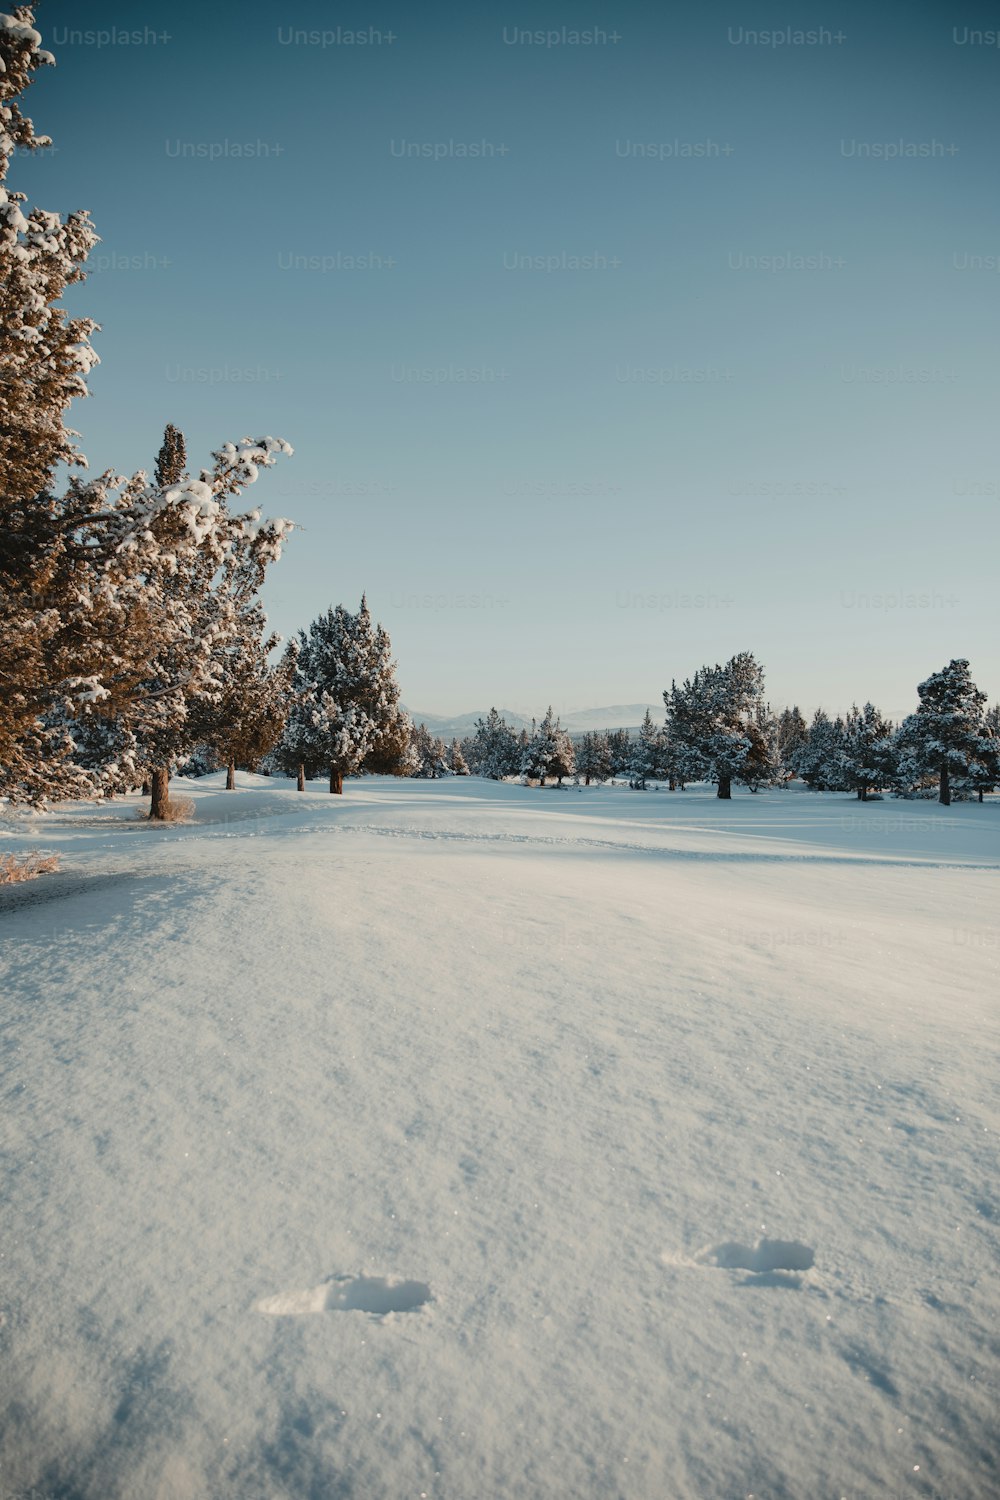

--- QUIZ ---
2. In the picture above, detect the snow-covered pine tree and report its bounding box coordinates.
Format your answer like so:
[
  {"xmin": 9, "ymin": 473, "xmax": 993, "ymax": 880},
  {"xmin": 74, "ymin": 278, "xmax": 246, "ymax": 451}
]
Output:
[
  {"xmin": 738, "ymin": 704, "xmax": 781, "ymax": 792},
  {"xmin": 576, "ymin": 731, "xmax": 601, "ymax": 786},
  {"xmin": 839, "ymin": 702, "xmax": 897, "ymax": 801},
  {"xmin": 277, "ymin": 599, "xmax": 404, "ymax": 794},
  {"xmin": 273, "ymin": 648, "xmax": 324, "ymax": 791},
  {"xmin": 468, "ymin": 708, "xmax": 519, "ymax": 780},
  {"xmin": 627, "ymin": 709, "xmax": 659, "ymax": 789},
  {"xmin": 412, "ymin": 724, "xmax": 449, "ymax": 778},
  {"xmin": 448, "ymin": 738, "xmax": 470, "ymax": 775},
  {"xmin": 961, "ymin": 705, "xmax": 1000, "ymax": 802},
  {"xmin": 606, "ymin": 728, "xmax": 632, "ymax": 778},
  {"xmin": 776, "ymin": 706, "xmax": 808, "ymax": 782},
  {"xmin": 0, "ymin": 20, "xmax": 295, "ymax": 810},
  {"xmin": 350, "ymin": 596, "xmax": 412, "ymax": 775},
  {"xmin": 154, "ymin": 424, "xmax": 186, "ymax": 487},
  {"xmin": 1, "ymin": 10, "xmax": 101, "ymax": 801},
  {"xmin": 98, "ymin": 437, "xmax": 295, "ymax": 817},
  {"xmin": 0, "ymin": 9, "xmax": 98, "ymax": 502},
  {"xmin": 789, "ymin": 709, "xmax": 849, "ymax": 791},
  {"xmin": 199, "ymin": 605, "xmax": 297, "ymax": 789},
  {"xmin": 520, "ymin": 718, "xmax": 541, "ymax": 782},
  {"xmin": 664, "ymin": 652, "xmax": 767, "ymax": 799},
  {"xmin": 527, "ymin": 706, "xmax": 574, "ymax": 785},
  {"xmin": 281, "ymin": 606, "xmax": 372, "ymax": 794},
  {"xmin": 895, "ymin": 660, "xmax": 990, "ymax": 806}
]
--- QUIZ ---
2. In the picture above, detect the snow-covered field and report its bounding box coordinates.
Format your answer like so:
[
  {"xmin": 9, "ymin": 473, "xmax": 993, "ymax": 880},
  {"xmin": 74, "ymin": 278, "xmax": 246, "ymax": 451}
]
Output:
[{"xmin": 1, "ymin": 775, "xmax": 997, "ymax": 1500}]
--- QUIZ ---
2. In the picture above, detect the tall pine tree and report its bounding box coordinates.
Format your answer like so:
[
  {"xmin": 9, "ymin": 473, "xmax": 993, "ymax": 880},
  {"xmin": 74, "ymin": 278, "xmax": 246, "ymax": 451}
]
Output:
[{"xmin": 896, "ymin": 660, "xmax": 990, "ymax": 806}]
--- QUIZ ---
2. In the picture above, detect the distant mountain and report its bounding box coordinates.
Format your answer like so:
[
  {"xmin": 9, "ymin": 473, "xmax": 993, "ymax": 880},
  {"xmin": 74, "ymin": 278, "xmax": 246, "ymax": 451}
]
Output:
[
  {"xmin": 401, "ymin": 708, "xmax": 532, "ymax": 740},
  {"xmin": 403, "ymin": 704, "xmax": 661, "ymax": 740},
  {"xmin": 559, "ymin": 704, "xmax": 661, "ymax": 733}
]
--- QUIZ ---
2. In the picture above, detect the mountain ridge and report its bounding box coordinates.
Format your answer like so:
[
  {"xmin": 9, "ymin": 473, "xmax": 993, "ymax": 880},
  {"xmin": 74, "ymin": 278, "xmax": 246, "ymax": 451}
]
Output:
[{"xmin": 402, "ymin": 704, "xmax": 662, "ymax": 739}]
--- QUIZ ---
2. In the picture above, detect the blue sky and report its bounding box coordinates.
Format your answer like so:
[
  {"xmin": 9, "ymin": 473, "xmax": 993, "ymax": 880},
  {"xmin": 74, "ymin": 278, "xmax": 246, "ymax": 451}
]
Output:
[{"xmin": 18, "ymin": 0, "xmax": 1000, "ymax": 718}]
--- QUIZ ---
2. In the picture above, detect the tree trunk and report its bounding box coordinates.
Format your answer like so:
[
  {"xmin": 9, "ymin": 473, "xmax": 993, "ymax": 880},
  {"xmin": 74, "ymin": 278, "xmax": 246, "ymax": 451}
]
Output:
[
  {"xmin": 297, "ymin": 763, "xmax": 305, "ymax": 792},
  {"xmin": 717, "ymin": 775, "xmax": 732, "ymax": 800},
  {"xmin": 857, "ymin": 788, "xmax": 865, "ymax": 801},
  {"xmin": 141, "ymin": 779, "xmax": 151, "ymax": 796},
  {"xmin": 226, "ymin": 758, "xmax": 236, "ymax": 791},
  {"xmin": 149, "ymin": 766, "xmax": 170, "ymax": 820},
  {"xmin": 940, "ymin": 762, "xmax": 951, "ymax": 806},
  {"xmin": 330, "ymin": 767, "xmax": 344, "ymax": 795},
  {"xmin": 978, "ymin": 789, "xmax": 984, "ymax": 803},
  {"xmin": 584, "ymin": 772, "xmax": 591, "ymax": 786}
]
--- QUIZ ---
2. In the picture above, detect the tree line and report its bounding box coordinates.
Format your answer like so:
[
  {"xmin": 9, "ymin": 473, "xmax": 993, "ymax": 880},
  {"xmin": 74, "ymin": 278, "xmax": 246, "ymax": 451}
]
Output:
[{"xmin": 459, "ymin": 654, "xmax": 999, "ymax": 806}]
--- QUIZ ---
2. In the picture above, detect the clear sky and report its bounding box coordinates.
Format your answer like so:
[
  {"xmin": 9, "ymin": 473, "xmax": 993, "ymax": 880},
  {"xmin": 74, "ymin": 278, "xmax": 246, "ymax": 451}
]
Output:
[{"xmin": 18, "ymin": 0, "xmax": 1000, "ymax": 720}]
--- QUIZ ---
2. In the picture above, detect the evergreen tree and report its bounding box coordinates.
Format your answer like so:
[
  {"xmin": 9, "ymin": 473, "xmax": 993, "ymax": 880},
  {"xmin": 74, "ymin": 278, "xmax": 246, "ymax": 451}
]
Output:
[
  {"xmin": 0, "ymin": 9, "xmax": 98, "ymax": 501},
  {"xmin": 839, "ymin": 702, "xmax": 897, "ymax": 801},
  {"xmin": 202, "ymin": 607, "xmax": 297, "ymax": 789},
  {"xmin": 656, "ymin": 727, "xmax": 686, "ymax": 790},
  {"xmin": 448, "ymin": 737, "xmax": 470, "ymax": 775},
  {"xmin": 896, "ymin": 660, "xmax": 991, "ymax": 806},
  {"xmin": 154, "ymin": 424, "xmax": 187, "ymax": 487},
  {"xmin": 105, "ymin": 438, "xmax": 295, "ymax": 817},
  {"xmin": 350, "ymin": 596, "xmax": 411, "ymax": 774},
  {"xmin": 536, "ymin": 707, "xmax": 575, "ymax": 784},
  {"xmin": 468, "ymin": 708, "xmax": 519, "ymax": 780},
  {"xmin": 790, "ymin": 709, "xmax": 849, "ymax": 791},
  {"xmin": 412, "ymin": 723, "xmax": 449, "ymax": 778},
  {"xmin": 960, "ymin": 705, "xmax": 1000, "ymax": 802},
  {"xmin": 0, "ymin": 22, "xmax": 295, "ymax": 809},
  {"xmin": 278, "ymin": 599, "xmax": 403, "ymax": 794},
  {"xmin": 606, "ymin": 728, "xmax": 632, "ymax": 777},
  {"xmin": 664, "ymin": 651, "xmax": 767, "ymax": 799},
  {"xmin": 575, "ymin": 732, "xmax": 605, "ymax": 792},
  {"xmin": 738, "ymin": 704, "xmax": 782, "ymax": 792},
  {"xmin": 520, "ymin": 718, "xmax": 542, "ymax": 782},
  {"xmin": 627, "ymin": 709, "xmax": 659, "ymax": 789},
  {"xmin": 777, "ymin": 706, "xmax": 808, "ymax": 782}
]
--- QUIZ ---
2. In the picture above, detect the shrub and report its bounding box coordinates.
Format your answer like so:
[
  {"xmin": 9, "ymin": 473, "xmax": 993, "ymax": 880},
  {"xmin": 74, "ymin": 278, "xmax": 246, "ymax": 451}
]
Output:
[{"xmin": 0, "ymin": 850, "xmax": 60, "ymax": 884}]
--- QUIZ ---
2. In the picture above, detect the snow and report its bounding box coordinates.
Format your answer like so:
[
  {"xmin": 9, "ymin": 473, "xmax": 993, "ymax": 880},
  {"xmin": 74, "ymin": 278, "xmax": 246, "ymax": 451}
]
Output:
[{"xmin": 1, "ymin": 777, "xmax": 997, "ymax": 1498}]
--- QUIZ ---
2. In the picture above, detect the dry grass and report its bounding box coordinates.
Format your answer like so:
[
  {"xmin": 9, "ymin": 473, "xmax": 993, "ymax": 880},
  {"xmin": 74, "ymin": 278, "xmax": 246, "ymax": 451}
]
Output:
[
  {"xmin": 137, "ymin": 796, "xmax": 195, "ymax": 825},
  {"xmin": 0, "ymin": 850, "xmax": 61, "ymax": 885}
]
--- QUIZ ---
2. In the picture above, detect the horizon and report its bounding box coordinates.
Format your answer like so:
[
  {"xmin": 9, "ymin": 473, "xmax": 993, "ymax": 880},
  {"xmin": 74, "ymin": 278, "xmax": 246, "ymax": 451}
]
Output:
[{"xmin": 17, "ymin": 0, "xmax": 1000, "ymax": 715}]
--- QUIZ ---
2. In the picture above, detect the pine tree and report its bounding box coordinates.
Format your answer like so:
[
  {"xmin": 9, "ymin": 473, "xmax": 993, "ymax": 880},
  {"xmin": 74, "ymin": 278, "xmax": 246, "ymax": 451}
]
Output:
[
  {"xmin": 0, "ymin": 9, "xmax": 98, "ymax": 502},
  {"xmin": 276, "ymin": 599, "xmax": 405, "ymax": 794},
  {"xmin": 1, "ymin": 11, "xmax": 101, "ymax": 801},
  {"xmin": 351, "ymin": 597, "xmax": 411, "ymax": 775},
  {"xmin": 468, "ymin": 708, "xmax": 519, "ymax": 780},
  {"xmin": 154, "ymin": 423, "xmax": 186, "ymax": 487},
  {"xmin": 896, "ymin": 660, "xmax": 990, "ymax": 806},
  {"xmin": 606, "ymin": 728, "xmax": 632, "ymax": 777},
  {"xmin": 448, "ymin": 737, "xmax": 470, "ymax": 775},
  {"xmin": 201, "ymin": 606, "xmax": 297, "ymax": 789},
  {"xmin": 839, "ymin": 702, "xmax": 897, "ymax": 801},
  {"xmin": 105, "ymin": 438, "xmax": 295, "ymax": 817},
  {"xmin": 576, "ymin": 731, "xmax": 603, "ymax": 786},
  {"xmin": 0, "ymin": 21, "xmax": 295, "ymax": 810},
  {"xmin": 777, "ymin": 706, "xmax": 808, "ymax": 782},
  {"xmin": 412, "ymin": 723, "xmax": 449, "ymax": 778},
  {"xmin": 525, "ymin": 706, "xmax": 574, "ymax": 785},
  {"xmin": 664, "ymin": 652, "xmax": 767, "ymax": 799},
  {"xmin": 738, "ymin": 704, "xmax": 781, "ymax": 792},
  {"xmin": 627, "ymin": 709, "xmax": 659, "ymax": 789},
  {"xmin": 790, "ymin": 710, "xmax": 849, "ymax": 791},
  {"xmin": 961, "ymin": 705, "xmax": 1000, "ymax": 802}
]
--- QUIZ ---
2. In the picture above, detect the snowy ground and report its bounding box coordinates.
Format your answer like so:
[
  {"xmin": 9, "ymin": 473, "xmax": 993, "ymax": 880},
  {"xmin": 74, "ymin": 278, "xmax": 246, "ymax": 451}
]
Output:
[{"xmin": 1, "ymin": 774, "xmax": 997, "ymax": 1500}]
